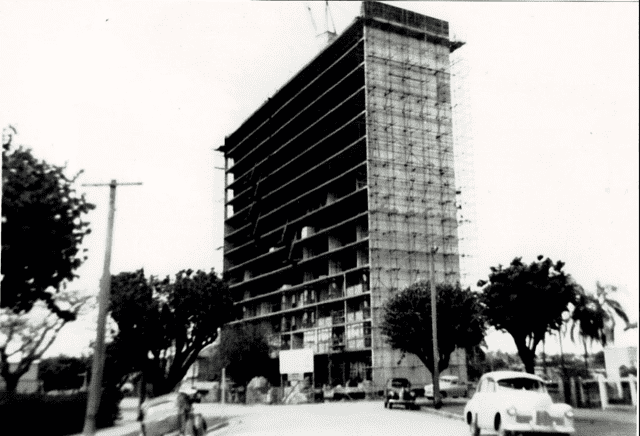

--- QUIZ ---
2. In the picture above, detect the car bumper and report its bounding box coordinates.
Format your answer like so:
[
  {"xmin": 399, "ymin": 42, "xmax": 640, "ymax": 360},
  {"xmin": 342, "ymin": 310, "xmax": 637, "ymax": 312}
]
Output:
[
  {"xmin": 387, "ymin": 398, "xmax": 415, "ymax": 405},
  {"xmin": 506, "ymin": 423, "xmax": 575, "ymax": 434}
]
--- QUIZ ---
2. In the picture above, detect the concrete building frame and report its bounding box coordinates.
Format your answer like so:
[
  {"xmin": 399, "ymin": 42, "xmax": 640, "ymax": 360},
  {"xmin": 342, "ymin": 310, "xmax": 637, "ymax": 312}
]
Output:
[{"xmin": 220, "ymin": 2, "xmax": 466, "ymax": 391}]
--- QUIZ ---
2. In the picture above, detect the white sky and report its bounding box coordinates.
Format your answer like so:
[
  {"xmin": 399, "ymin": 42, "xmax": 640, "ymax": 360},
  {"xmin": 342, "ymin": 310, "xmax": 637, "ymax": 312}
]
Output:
[{"xmin": 1, "ymin": 1, "xmax": 638, "ymax": 359}]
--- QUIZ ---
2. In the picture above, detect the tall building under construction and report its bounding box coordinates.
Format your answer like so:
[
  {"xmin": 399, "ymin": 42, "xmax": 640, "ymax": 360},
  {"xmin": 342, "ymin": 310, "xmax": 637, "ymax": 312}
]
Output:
[{"xmin": 220, "ymin": 2, "xmax": 466, "ymax": 390}]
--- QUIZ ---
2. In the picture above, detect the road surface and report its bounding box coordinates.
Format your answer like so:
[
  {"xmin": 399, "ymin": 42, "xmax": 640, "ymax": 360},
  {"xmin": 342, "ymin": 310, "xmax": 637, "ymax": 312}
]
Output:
[{"xmin": 210, "ymin": 401, "xmax": 467, "ymax": 436}]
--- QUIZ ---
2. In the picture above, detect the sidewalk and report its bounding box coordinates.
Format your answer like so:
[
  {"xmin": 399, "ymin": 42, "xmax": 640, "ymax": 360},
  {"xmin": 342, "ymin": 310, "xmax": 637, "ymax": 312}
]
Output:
[
  {"xmin": 71, "ymin": 398, "xmax": 236, "ymax": 436},
  {"xmin": 418, "ymin": 397, "xmax": 637, "ymax": 425},
  {"xmin": 572, "ymin": 406, "xmax": 637, "ymax": 424},
  {"xmin": 77, "ymin": 421, "xmax": 140, "ymax": 436}
]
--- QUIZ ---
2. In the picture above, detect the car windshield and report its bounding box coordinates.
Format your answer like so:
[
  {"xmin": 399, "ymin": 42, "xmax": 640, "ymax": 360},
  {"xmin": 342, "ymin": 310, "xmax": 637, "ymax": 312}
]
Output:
[
  {"xmin": 391, "ymin": 379, "xmax": 410, "ymax": 388},
  {"xmin": 497, "ymin": 377, "xmax": 545, "ymax": 392}
]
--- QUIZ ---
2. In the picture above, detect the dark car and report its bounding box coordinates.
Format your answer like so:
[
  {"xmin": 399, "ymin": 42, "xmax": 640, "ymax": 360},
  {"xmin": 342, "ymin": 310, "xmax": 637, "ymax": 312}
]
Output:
[
  {"xmin": 138, "ymin": 392, "xmax": 207, "ymax": 436},
  {"xmin": 384, "ymin": 378, "xmax": 417, "ymax": 410}
]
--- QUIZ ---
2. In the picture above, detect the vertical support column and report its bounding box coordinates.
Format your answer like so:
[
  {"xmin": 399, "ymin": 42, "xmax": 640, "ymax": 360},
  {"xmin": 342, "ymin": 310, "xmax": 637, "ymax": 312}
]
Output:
[
  {"xmin": 429, "ymin": 246, "xmax": 441, "ymax": 409},
  {"xmin": 569, "ymin": 377, "xmax": 578, "ymax": 407},
  {"xmin": 578, "ymin": 377, "xmax": 586, "ymax": 408},
  {"xmin": 615, "ymin": 377, "xmax": 623, "ymax": 400},
  {"xmin": 597, "ymin": 374, "xmax": 608, "ymax": 410},
  {"xmin": 221, "ymin": 367, "xmax": 226, "ymax": 404},
  {"xmin": 83, "ymin": 181, "xmax": 117, "ymax": 436},
  {"xmin": 557, "ymin": 375, "xmax": 565, "ymax": 403},
  {"xmin": 81, "ymin": 179, "xmax": 140, "ymax": 435},
  {"xmin": 627, "ymin": 376, "xmax": 637, "ymax": 406}
]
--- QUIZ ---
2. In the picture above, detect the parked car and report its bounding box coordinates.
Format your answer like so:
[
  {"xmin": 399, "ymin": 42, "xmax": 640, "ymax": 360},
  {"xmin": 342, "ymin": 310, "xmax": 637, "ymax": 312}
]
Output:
[
  {"xmin": 464, "ymin": 371, "xmax": 575, "ymax": 436},
  {"xmin": 138, "ymin": 392, "xmax": 207, "ymax": 436},
  {"xmin": 424, "ymin": 375, "xmax": 468, "ymax": 399},
  {"xmin": 384, "ymin": 378, "xmax": 417, "ymax": 410}
]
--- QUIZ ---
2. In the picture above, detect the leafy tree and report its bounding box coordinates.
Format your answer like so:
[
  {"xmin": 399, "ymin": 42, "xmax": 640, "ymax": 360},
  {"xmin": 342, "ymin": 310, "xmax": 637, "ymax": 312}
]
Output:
[
  {"xmin": 381, "ymin": 281, "xmax": 486, "ymax": 377},
  {"xmin": 592, "ymin": 350, "xmax": 605, "ymax": 367},
  {"xmin": 478, "ymin": 256, "xmax": 582, "ymax": 374},
  {"xmin": 109, "ymin": 269, "xmax": 233, "ymax": 397},
  {"xmin": 213, "ymin": 323, "xmax": 275, "ymax": 387},
  {"xmin": 1, "ymin": 126, "xmax": 95, "ymax": 318},
  {"xmin": 106, "ymin": 270, "xmax": 155, "ymax": 394},
  {"xmin": 467, "ymin": 350, "xmax": 525, "ymax": 378},
  {"xmin": 0, "ymin": 291, "xmax": 91, "ymax": 392}
]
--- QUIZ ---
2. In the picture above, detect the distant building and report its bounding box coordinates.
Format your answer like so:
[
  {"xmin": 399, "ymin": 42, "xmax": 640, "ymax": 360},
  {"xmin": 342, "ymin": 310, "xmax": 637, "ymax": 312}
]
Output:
[
  {"xmin": 605, "ymin": 346, "xmax": 638, "ymax": 378},
  {"xmin": 220, "ymin": 2, "xmax": 466, "ymax": 389}
]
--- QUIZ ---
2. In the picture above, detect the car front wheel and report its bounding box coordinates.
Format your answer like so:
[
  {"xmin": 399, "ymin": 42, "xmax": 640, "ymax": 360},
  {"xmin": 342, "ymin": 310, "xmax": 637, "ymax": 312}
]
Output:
[
  {"xmin": 469, "ymin": 422, "xmax": 480, "ymax": 436},
  {"xmin": 495, "ymin": 414, "xmax": 512, "ymax": 436},
  {"xmin": 468, "ymin": 414, "xmax": 480, "ymax": 436}
]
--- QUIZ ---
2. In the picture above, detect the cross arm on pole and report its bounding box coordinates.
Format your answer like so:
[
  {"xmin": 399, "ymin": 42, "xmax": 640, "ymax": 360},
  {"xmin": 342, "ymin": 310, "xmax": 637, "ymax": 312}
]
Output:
[{"xmin": 82, "ymin": 181, "xmax": 143, "ymax": 187}]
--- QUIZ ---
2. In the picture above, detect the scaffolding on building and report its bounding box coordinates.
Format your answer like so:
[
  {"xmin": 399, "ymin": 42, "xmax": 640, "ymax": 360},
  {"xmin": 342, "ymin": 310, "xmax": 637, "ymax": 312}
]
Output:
[{"xmin": 362, "ymin": 3, "xmax": 469, "ymax": 385}]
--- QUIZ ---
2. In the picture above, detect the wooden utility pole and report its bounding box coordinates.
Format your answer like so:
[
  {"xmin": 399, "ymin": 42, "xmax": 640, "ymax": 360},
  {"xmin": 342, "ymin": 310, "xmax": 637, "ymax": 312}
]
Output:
[
  {"xmin": 82, "ymin": 180, "xmax": 141, "ymax": 436},
  {"xmin": 429, "ymin": 246, "xmax": 442, "ymax": 409}
]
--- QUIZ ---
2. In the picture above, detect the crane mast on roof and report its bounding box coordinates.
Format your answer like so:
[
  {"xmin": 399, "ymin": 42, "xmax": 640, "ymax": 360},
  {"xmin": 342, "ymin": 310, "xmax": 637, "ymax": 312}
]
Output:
[{"xmin": 306, "ymin": 1, "xmax": 337, "ymax": 47}]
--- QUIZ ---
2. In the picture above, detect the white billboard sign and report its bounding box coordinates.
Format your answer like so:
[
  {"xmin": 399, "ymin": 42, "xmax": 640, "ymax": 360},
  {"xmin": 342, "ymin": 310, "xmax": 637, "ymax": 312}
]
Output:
[{"xmin": 279, "ymin": 348, "xmax": 314, "ymax": 374}]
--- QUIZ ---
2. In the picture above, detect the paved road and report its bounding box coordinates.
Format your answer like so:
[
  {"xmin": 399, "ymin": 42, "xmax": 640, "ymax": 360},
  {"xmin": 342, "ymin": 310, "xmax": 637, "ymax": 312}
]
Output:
[
  {"xmin": 115, "ymin": 397, "xmax": 636, "ymax": 436},
  {"xmin": 210, "ymin": 401, "xmax": 468, "ymax": 436}
]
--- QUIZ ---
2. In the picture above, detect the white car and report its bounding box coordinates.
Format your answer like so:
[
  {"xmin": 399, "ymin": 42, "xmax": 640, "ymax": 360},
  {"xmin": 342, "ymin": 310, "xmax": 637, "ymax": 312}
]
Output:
[
  {"xmin": 138, "ymin": 392, "xmax": 207, "ymax": 436},
  {"xmin": 463, "ymin": 371, "xmax": 575, "ymax": 436},
  {"xmin": 424, "ymin": 375, "xmax": 468, "ymax": 399}
]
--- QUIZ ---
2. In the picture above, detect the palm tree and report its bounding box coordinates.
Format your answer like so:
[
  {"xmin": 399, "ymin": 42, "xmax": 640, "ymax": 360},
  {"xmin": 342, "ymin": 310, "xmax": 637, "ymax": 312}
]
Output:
[
  {"xmin": 570, "ymin": 292, "xmax": 608, "ymax": 375},
  {"xmin": 570, "ymin": 283, "xmax": 637, "ymax": 374},
  {"xmin": 594, "ymin": 282, "xmax": 637, "ymax": 343}
]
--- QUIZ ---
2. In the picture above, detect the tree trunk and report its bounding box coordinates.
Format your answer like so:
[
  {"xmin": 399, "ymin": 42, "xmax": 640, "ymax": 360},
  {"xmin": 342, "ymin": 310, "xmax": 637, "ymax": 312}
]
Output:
[
  {"xmin": 524, "ymin": 359, "xmax": 535, "ymax": 374},
  {"xmin": 1, "ymin": 358, "xmax": 33, "ymax": 394},
  {"xmin": 558, "ymin": 330, "xmax": 566, "ymax": 378},
  {"xmin": 514, "ymin": 336, "xmax": 536, "ymax": 374},
  {"xmin": 2, "ymin": 373, "xmax": 20, "ymax": 393},
  {"xmin": 149, "ymin": 369, "xmax": 177, "ymax": 397},
  {"xmin": 438, "ymin": 352, "xmax": 451, "ymax": 373},
  {"xmin": 542, "ymin": 337, "xmax": 547, "ymax": 377},
  {"xmin": 582, "ymin": 339, "xmax": 590, "ymax": 376},
  {"xmin": 138, "ymin": 371, "xmax": 147, "ymax": 410},
  {"xmin": 416, "ymin": 354, "xmax": 435, "ymax": 379}
]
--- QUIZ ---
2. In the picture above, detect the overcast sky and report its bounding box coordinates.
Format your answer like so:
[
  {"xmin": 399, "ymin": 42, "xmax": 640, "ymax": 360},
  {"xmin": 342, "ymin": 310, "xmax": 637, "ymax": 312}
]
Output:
[{"xmin": 1, "ymin": 1, "xmax": 638, "ymax": 359}]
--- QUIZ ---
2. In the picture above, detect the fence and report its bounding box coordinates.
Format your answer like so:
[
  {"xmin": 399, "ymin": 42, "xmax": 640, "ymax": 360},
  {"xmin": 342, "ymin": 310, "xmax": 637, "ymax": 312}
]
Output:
[{"xmin": 549, "ymin": 375, "xmax": 637, "ymax": 409}]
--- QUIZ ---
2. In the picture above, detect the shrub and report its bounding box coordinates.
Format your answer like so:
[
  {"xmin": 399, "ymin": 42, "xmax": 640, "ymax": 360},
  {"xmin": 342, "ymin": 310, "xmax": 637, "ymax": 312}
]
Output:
[{"xmin": 0, "ymin": 389, "xmax": 122, "ymax": 436}]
